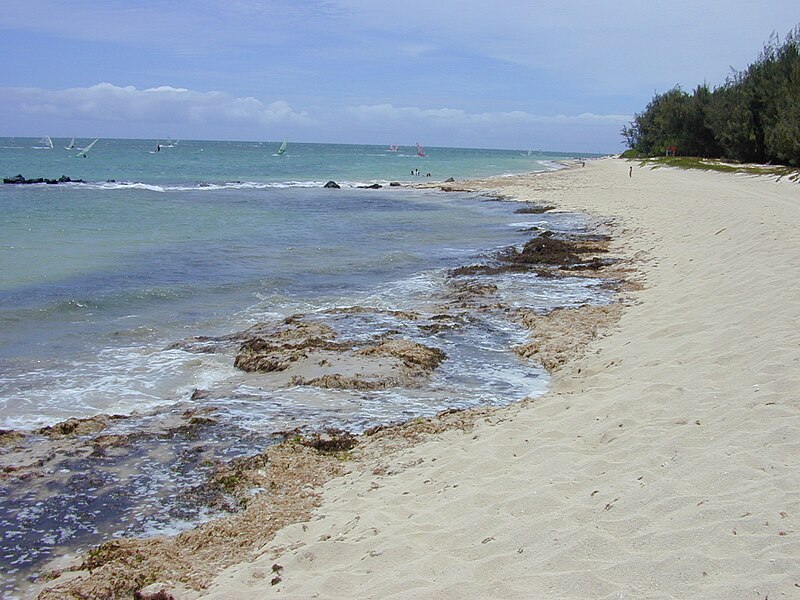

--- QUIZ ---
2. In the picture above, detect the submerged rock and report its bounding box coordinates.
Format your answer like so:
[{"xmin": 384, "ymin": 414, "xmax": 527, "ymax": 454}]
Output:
[
  {"xmin": 356, "ymin": 339, "xmax": 445, "ymax": 371},
  {"xmin": 234, "ymin": 337, "xmax": 344, "ymax": 373},
  {"xmin": 233, "ymin": 319, "xmax": 343, "ymax": 373},
  {"xmin": 514, "ymin": 204, "xmax": 555, "ymax": 214}
]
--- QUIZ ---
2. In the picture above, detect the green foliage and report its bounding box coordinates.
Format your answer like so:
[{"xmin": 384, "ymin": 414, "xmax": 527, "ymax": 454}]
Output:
[
  {"xmin": 619, "ymin": 148, "xmax": 643, "ymax": 159},
  {"xmin": 622, "ymin": 26, "xmax": 800, "ymax": 167},
  {"xmin": 634, "ymin": 156, "xmax": 800, "ymax": 181}
]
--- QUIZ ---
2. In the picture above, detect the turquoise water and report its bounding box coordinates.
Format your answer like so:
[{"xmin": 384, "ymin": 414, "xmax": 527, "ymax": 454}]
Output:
[
  {"xmin": 2, "ymin": 138, "xmax": 578, "ymax": 186},
  {"xmin": 1, "ymin": 138, "xmax": 608, "ymax": 596},
  {"xmin": 1, "ymin": 138, "xmax": 602, "ymax": 430}
]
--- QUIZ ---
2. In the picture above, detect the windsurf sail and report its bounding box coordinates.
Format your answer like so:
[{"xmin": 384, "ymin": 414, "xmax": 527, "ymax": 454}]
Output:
[
  {"xmin": 65, "ymin": 138, "xmax": 75, "ymax": 150},
  {"xmin": 277, "ymin": 140, "xmax": 288, "ymax": 155},
  {"xmin": 34, "ymin": 136, "xmax": 54, "ymax": 149},
  {"xmin": 76, "ymin": 138, "xmax": 99, "ymax": 158},
  {"xmin": 416, "ymin": 142, "xmax": 425, "ymax": 157}
]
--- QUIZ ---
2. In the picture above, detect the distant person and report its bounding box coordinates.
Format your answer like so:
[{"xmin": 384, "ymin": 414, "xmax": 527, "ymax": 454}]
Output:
[{"xmin": 629, "ymin": 166, "xmax": 632, "ymax": 177}]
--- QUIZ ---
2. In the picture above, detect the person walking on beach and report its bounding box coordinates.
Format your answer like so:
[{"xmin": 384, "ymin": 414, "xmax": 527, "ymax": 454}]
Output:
[{"xmin": 629, "ymin": 166, "xmax": 632, "ymax": 177}]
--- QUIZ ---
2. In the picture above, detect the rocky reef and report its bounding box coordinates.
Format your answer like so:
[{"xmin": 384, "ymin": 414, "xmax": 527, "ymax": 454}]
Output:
[{"xmin": 3, "ymin": 174, "xmax": 84, "ymax": 185}]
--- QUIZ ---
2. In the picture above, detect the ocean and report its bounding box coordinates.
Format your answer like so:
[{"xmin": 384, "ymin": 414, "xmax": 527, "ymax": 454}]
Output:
[{"xmin": 0, "ymin": 138, "xmax": 605, "ymax": 595}]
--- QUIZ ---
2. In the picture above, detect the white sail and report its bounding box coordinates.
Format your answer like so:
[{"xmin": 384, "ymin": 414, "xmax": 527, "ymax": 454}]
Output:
[
  {"xmin": 34, "ymin": 136, "xmax": 54, "ymax": 149},
  {"xmin": 277, "ymin": 140, "xmax": 288, "ymax": 155},
  {"xmin": 76, "ymin": 138, "xmax": 99, "ymax": 158},
  {"xmin": 65, "ymin": 138, "xmax": 75, "ymax": 150}
]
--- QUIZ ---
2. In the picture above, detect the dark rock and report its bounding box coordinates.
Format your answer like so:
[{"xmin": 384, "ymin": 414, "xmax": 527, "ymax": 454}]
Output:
[
  {"xmin": 3, "ymin": 174, "xmax": 84, "ymax": 184},
  {"xmin": 505, "ymin": 235, "xmax": 583, "ymax": 265},
  {"xmin": 514, "ymin": 204, "xmax": 555, "ymax": 214},
  {"xmin": 449, "ymin": 229, "xmax": 610, "ymax": 278},
  {"xmin": 37, "ymin": 414, "xmax": 121, "ymax": 437},
  {"xmin": 0, "ymin": 429, "xmax": 26, "ymax": 447},
  {"xmin": 358, "ymin": 183, "xmax": 382, "ymax": 189},
  {"xmin": 323, "ymin": 180, "xmax": 340, "ymax": 188},
  {"xmin": 190, "ymin": 389, "xmax": 211, "ymax": 401},
  {"xmin": 389, "ymin": 181, "xmax": 401, "ymax": 187},
  {"xmin": 444, "ymin": 177, "xmax": 456, "ymax": 182},
  {"xmin": 134, "ymin": 590, "xmax": 174, "ymax": 600},
  {"xmin": 301, "ymin": 429, "xmax": 358, "ymax": 453}
]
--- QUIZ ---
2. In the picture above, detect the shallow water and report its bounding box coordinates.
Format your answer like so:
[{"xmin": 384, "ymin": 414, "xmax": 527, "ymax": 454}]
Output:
[
  {"xmin": 0, "ymin": 179, "xmax": 596, "ymax": 429},
  {"xmin": 0, "ymin": 139, "xmax": 607, "ymax": 596}
]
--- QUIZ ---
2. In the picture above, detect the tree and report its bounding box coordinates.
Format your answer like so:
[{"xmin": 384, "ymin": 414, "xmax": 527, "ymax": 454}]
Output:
[{"xmin": 622, "ymin": 25, "xmax": 800, "ymax": 166}]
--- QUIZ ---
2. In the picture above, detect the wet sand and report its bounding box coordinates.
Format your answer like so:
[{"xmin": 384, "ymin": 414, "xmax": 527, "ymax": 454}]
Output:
[{"xmin": 36, "ymin": 157, "xmax": 800, "ymax": 598}]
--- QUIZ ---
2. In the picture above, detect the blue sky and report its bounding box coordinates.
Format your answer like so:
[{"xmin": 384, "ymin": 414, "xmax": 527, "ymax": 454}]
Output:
[{"xmin": 1, "ymin": 1, "xmax": 798, "ymax": 152}]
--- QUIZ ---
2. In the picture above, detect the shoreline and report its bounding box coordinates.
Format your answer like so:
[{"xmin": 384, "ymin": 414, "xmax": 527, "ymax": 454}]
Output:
[
  {"xmin": 7, "ymin": 166, "xmax": 620, "ymax": 599},
  {"xmin": 33, "ymin": 157, "xmax": 800, "ymax": 598}
]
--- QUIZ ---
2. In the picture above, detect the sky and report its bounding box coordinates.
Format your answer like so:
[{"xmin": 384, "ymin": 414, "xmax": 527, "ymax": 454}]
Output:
[{"xmin": 1, "ymin": 1, "xmax": 798, "ymax": 153}]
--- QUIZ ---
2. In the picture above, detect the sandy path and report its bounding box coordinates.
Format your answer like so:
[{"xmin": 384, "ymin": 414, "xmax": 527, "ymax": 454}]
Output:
[{"xmin": 199, "ymin": 159, "xmax": 800, "ymax": 599}]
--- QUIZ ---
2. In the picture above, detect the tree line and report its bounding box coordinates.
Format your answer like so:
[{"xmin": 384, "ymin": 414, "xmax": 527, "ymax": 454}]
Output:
[{"xmin": 622, "ymin": 26, "xmax": 800, "ymax": 167}]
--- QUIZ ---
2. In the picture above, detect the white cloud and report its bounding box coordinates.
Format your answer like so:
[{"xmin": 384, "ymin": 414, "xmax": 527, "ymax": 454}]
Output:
[
  {"xmin": 347, "ymin": 103, "xmax": 630, "ymax": 127},
  {"xmin": 340, "ymin": 103, "xmax": 630, "ymax": 151},
  {"xmin": 0, "ymin": 83, "xmax": 630, "ymax": 149},
  {"xmin": 2, "ymin": 83, "xmax": 311, "ymax": 129}
]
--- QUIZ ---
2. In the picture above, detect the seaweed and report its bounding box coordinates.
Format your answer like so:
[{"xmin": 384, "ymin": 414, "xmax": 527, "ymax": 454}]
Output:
[{"xmin": 301, "ymin": 429, "xmax": 358, "ymax": 453}]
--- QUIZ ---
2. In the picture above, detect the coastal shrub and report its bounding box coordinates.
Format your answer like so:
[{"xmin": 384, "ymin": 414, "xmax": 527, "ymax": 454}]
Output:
[
  {"xmin": 622, "ymin": 25, "xmax": 800, "ymax": 167},
  {"xmin": 619, "ymin": 148, "xmax": 643, "ymax": 159}
]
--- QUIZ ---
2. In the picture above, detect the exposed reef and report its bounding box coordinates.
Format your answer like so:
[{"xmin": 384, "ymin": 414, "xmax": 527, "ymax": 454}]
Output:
[
  {"xmin": 14, "ymin": 191, "xmax": 632, "ymax": 600},
  {"xmin": 449, "ymin": 230, "xmax": 613, "ymax": 278},
  {"xmin": 3, "ymin": 174, "xmax": 84, "ymax": 185},
  {"xmin": 170, "ymin": 312, "xmax": 448, "ymax": 394}
]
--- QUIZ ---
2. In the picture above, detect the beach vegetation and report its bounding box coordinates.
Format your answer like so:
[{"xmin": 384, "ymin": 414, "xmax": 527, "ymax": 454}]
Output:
[
  {"xmin": 619, "ymin": 149, "xmax": 644, "ymax": 159},
  {"xmin": 635, "ymin": 156, "xmax": 800, "ymax": 181},
  {"xmin": 622, "ymin": 26, "xmax": 800, "ymax": 167}
]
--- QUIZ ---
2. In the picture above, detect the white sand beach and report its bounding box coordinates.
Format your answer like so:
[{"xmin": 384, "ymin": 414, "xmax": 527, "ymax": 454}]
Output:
[{"xmin": 195, "ymin": 158, "xmax": 800, "ymax": 599}]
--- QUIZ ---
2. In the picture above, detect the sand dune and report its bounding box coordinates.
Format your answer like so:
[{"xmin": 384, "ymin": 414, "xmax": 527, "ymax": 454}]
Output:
[{"xmin": 195, "ymin": 158, "xmax": 800, "ymax": 599}]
